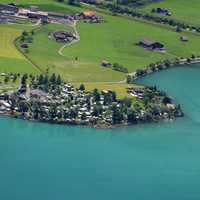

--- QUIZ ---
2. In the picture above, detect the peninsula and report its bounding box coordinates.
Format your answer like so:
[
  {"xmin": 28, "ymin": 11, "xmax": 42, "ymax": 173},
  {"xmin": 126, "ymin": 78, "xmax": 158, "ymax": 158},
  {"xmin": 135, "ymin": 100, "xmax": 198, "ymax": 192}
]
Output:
[{"xmin": 0, "ymin": 0, "xmax": 199, "ymax": 127}]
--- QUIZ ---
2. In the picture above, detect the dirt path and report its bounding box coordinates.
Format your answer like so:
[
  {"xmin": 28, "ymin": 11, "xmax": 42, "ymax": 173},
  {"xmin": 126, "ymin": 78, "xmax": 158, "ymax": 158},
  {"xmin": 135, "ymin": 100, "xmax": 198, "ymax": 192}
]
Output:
[{"xmin": 58, "ymin": 20, "xmax": 80, "ymax": 56}]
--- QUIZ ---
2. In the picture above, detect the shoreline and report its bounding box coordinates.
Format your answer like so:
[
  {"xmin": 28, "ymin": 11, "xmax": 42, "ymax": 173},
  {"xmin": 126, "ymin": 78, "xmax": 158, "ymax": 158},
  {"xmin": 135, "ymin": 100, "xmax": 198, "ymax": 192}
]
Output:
[
  {"xmin": 128, "ymin": 56, "xmax": 200, "ymax": 82},
  {"xmin": 0, "ymin": 111, "xmax": 183, "ymax": 129}
]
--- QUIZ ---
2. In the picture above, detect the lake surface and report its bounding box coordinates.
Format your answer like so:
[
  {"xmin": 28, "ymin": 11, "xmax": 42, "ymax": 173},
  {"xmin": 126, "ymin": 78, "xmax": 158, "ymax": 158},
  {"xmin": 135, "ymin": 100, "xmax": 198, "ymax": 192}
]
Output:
[{"xmin": 1, "ymin": 65, "xmax": 200, "ymax": 200}]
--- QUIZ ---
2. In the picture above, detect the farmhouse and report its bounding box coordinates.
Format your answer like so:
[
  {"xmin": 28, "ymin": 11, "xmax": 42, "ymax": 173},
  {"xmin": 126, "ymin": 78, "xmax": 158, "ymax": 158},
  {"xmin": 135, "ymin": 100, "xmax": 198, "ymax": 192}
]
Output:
[
  {"xmin": 180, "ymin": 36, "xmax": 189, "ymax": 42},
  {"xmin": 82, "ymin": 11, "xmax": 96, "ymax": 18},
  {"xmin": 0, "ymin": 3, "xmax": 19, "ymax": 14},
  {"xmin": 138, "ymin": 38, "xmax": 166, "ymax": 52},
  {"xmin": 0, "ymin": 17, "xmax": 8, "ymax": 24},
  {"xmin": 101, "ymin": 60, "xmax": 112, "ymax": 67},
  {"xmin": 30, "ymin": 89, "xmax": 47, "ymax": 99},
  {"xmin": 30, "ymin": 6, "xmax": 39, "ymax": 12},
  {"xmin": 79, "ymin": 11, "xmax": 103, "ymax": 23},
  {"xmin": 27, "ymin": 11, "xmax": 48, "ymax": 20},
  {"xmin": 48, "ymin": 12, "xmax": 65, "ymax": 19},
  {"xmin": 152, "ymin": 8, "xmax": 172, "ymax": 16},
  {"xmin": 53, "ymin": 30, "xmax": 77, "ymax": 43}
]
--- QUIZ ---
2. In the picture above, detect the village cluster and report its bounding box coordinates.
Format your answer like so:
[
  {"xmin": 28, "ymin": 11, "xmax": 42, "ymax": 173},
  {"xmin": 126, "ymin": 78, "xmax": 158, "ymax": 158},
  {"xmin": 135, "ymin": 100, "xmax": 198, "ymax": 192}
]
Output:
[
  {"xmin": 0, "ymin": 3, "xmax": 104, "ymax": 24},
  {"xmin": 0, "ymin": 73, "xmax": 183, "ymax": 128}
]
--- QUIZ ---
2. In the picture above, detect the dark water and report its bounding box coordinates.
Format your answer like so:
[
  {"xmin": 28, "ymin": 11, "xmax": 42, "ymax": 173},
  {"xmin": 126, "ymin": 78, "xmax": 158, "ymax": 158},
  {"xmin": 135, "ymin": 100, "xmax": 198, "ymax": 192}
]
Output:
[{"xmin": 1, "ymin": 65, "xmax": 200, "ymax": 200}]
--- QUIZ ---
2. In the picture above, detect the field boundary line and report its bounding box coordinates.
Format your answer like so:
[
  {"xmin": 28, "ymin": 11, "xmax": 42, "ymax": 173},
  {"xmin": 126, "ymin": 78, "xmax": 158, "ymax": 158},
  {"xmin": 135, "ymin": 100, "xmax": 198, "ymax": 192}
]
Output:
[
  {"xmin": 14, "ymin": 36, "xmax": 43, "ymax": 74},
  {"xmin": 13, "ymin": 24, "xmax": 46, "ymax": 74}
]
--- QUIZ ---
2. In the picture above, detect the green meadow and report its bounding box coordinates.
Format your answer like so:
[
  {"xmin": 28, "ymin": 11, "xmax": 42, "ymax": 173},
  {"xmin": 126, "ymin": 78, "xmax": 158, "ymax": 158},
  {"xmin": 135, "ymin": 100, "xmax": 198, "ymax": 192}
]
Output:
[
  {"xmin": 1, "ymin": 0, "xmax": 200, "ymax": 96},
  {"xmin": 0, "ymin": 25, "xmax": 39, "ymax": 74},
  {"xmin": 63, "ymin": 14, "xmax": 200, "ymax": 75},
  {"xmin": 139, "ymin": 0, "xmax": 200, "ymax": 26},
  {"xmin": 0, "ymin": 0, "xmax": 82, "ymax": 13},
  {"xmin": 16, "ymin": 11, "xmax": 200, "ymax": 84}
]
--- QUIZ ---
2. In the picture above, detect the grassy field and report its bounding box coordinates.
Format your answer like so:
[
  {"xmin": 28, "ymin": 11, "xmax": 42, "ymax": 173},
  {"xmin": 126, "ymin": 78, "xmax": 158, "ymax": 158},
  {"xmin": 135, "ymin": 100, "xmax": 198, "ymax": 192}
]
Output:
[
  {"xmin": 17, "ymin": 23, "xmax": 124, "ymax": 83},
  {"xmin": 139, "ymin": 0, "xmax": 200, "ymax": 26},
  {"xmin": 0, "ymin": 25, "xmax": 39, "ymax": 74},
  {"xmin": 16, "ymin": 12, "xmax": 200, "ymax": 83},
  {"xmin": 1, "ymin": 0, "xmax": 200, "ymax": 97},
  {"xmin": 63, "ymin": 13, "xmax": 200, "ymax": 71},
  {"xmin": 73, "ymin": 82, "xmax": 134, "ymax": 98},
  {"xmin": 0, "ymin": 0, "xmax": 82, "ymax": 13}
]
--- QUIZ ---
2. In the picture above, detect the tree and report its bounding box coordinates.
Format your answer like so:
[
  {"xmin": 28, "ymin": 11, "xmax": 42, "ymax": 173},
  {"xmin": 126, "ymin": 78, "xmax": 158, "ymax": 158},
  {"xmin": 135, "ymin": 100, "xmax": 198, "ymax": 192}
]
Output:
[
  {"xmin": 4, "ymin": 76, "xmax": 9, "ymax": 84},
  {"xmin": 22, "ymin": 31, "xmax": 28, "ymax": 36},
  {"xmin": 127, "ymin": 75, "xmax": 132, "ymax": 84},
  {"xmin": 21, "ymin": 74, "xmax": 28, "ymax": 85},
  {"xmin": 38, "ymin": 74, "xmax": 44, "ymax": 85},
  {"xmin": 112, "ymin": 105, "xmax": 123, "ymax": 124},
  {"xmin": 13, "ymin": 74, "xmax": 17, "ymax": 83},
  {"xmin": 93, "ymin": 89, "xmax": 100, "ymax": 101},
  {"xmin": 56, "ymin": 75, "xmax": 62, "ymax": 85},
  {"xmin": 93, "ymin": 104, "xmax": 103, "ymax": 116},
  {"xmin": 127, "ymin": 109, "xmax": 136, "ymax": 123},
  {"xmin": 68, "ymin": 0, "xmax": 80, "ymax": 6},
  {"xmin": 81, "ymin": 113, "xmax": 87, "ymax": 120},
  {"xmin": 162, "ymin": 96, "xmax": 172, "ymax": 105},
  {"xmin": 79, "ymin": 84, "xmax": 85, "ymax": 91},
  {"xmin": 49, "ymin": 73, "xmax": 56, "ymax": 84},
  {"xmin": 122, "ymin": 97, "xmax": 132, "ymax": 108}
]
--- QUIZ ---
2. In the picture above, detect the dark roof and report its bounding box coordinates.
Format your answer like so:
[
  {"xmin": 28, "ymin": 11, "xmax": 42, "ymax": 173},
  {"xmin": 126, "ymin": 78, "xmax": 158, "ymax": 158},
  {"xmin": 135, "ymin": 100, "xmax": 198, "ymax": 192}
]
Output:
[
  {"xmin": 0, "ymin": 3, "xmax": 18, "ymax": 12},
  {"xmin": 53, "ymin": 30, "xmax": 74, "ymax": 39},
  {"xmin": 180, "ymin": 36, "xmax": 188, "ymax": 41},
  {"xmin": 140, "ymin": 38, "xmax": 157, "ymax": 46},
  {"xmin": 30, "ymin": 89, "xmax": 47, "ymax": 97},
  {"xmin": 48, "ymin": 12, "xmax": 65, "ymax": 18}
]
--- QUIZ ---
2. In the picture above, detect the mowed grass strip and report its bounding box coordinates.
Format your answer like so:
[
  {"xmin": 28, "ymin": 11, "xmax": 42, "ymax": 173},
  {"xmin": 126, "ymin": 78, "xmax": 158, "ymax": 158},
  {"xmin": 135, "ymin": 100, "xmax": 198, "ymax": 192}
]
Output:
[
  {"xmin": 0, "ymin": 25, "xmax": 39, "ymax": 74},
  {"xmin": 139, "ymin": 0, "xmax": 200, "ymax": 26},
  {"xmin": 0, "ymin": 0, "xmax": 82, "ymax": 13},
  {"xmin": 0, "ymin": 26, "xmax": 24, "ymax": 59}
]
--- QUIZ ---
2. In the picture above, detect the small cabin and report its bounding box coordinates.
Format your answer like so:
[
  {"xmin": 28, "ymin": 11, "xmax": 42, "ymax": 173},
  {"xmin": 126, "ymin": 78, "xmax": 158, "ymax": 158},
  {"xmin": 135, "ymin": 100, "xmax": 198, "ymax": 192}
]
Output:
[
  {"xmin": 153, "ymin": 7, "xmax": 172, "ymax": 16},
  {"xmin": 21, "ymin": 44, "xmax": 29, "ymax": 49},
  {"xmin": 53, "ymin": 30, "xmax": 76, "ymax": 43},
  {"xmin": 0, "ymin": 3, "xmax": 19, "ymax": 13},
  {"xmin": 180, "ymin": 36, "xmax": 188, "ymax": 42},
  {"xmin": 101, "ymin": 60, "xmax": 111, "ymax": 67},
  {"xmin": 81, "ymin": 11, "xmax": 97, "ymax": 19},
  {"xmin": 48, "ymin": 12, "xmax": 65, "ymax": 19},
  {"xmin": 138, "ymin": 39, "xmax": 166, "ymax": 51}
]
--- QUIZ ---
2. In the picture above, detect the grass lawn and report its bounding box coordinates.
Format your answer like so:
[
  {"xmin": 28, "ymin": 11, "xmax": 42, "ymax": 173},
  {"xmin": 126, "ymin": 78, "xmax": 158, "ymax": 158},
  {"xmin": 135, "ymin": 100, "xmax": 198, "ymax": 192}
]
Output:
[
  {"xmin": 63, "ymin": 13, "xmax": 200, "ymax": 72},
  {"xmin": 0, "ymin": 0, "xmax": 82, "ymax": 13},
  {"xmin": 17, "ymin": 12, "xmax": 200, "ymax": 84},
  {"xmin": 0, "ymin": 25, "xmax": 39, "ymax": 75},
  {"xmin": 139, "ymin": 0, "xmax": 200, "ymax": 26},
  {"xmin": 73, "ymin": 82, "xmax": 139, "ymax": 99},
  {"xmin": 18, "ymin": 23, "xmax": 124, "ymax": 82},
  {"xmin": 1, "ymin": 0, "xmax": 200, "ymax": 98}
]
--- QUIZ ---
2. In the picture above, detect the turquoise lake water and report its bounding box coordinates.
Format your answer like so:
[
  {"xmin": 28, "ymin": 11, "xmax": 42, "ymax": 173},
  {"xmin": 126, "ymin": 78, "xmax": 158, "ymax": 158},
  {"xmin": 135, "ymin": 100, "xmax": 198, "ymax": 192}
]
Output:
[{"xmin": 1, "ymin": 65, "xmax": 200, "ymax": 200}]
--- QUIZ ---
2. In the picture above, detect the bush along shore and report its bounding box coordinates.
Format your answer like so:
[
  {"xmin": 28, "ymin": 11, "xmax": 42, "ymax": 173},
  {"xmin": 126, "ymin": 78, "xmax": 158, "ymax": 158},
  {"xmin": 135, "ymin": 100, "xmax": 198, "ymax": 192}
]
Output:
[
  {"xmin": 127, "ymin": 55, "xmax": 200, "ymax": 82},
  {"xmin": 0, "ymin": 73, "xmax": 183, "ymax": 128}
]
